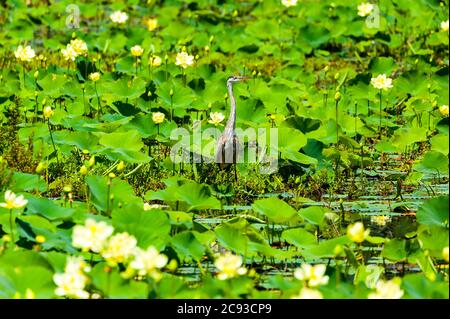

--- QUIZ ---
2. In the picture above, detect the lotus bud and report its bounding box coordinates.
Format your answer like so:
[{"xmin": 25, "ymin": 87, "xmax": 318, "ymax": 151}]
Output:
[
  {"xmin": 167, "ymin": 259, "xmax": 178, "ymax": 272},
  {"xmin": 334, "ymin": 91, "xmax": 341, "ymax": 102},
  {"xmin": 79, "ymin": 165, "xmax": 88, "ymax": 175},
  {"xmin": 35, "ymin": 235, "xmax": 46, "ymax": 243},
  {"xmin": 36, "ymin": 162, "xmax": 46, "ymax": 174},
  {"xmin": 117, "ymin": 161, "xmax": 125, "ymax": 172},
  {"xmin": 88, "ymin": 156, "xmax": 95, "ymax": 167},
  {"xmin": 43, "ymin": 106, "xmax": 54, "ymax": 119}
]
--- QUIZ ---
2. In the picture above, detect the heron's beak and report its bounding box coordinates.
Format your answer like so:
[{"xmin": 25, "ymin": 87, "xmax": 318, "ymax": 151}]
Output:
[{"xmin": 236, "ymin": 76, "xmax": 250, "ymax": 81}]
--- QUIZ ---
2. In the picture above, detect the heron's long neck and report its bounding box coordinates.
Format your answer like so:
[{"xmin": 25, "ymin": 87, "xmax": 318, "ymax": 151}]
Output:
[{"xmin": 226, "ymin": 81, "xmax": 236, "ymax": 131}]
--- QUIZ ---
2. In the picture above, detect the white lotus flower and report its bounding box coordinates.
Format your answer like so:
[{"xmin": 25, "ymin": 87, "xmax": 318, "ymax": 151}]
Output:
[
  {"xmin": 368, "ymin": 278, "xmax": 404, "ymax": 299},
  {"xmin": 110, "ymin": 11, "xmax": 128, "ymax": 24},
  {"xmin": 358, "ymin": 3, "xmax": 374, "ymax": 17},
  {"xmin": 215, "ymin": 252, "xmax": 247, "ymax": 280},
  {"xmin": 281, "ymin": 0, "xmax": 298, "ymax": 7},
  {"xmin": 150, "ymin": 55, "xmax": 162, "ymax": 67},
  {"xmin": 53, "ymin": 271, "xmax": 89, "ymax": 299},
  {"xmin": 72, "ymin": 218, "xmax": 114, "ymax": 253},
  {"xmin": 152, "ymin": 112, "xmax": 165, "ymax": 124},
  {"xmin": 292, "ymin": 287, "xmax": 324, "ymax": 299},
  {"xmin": 0, "ymin": 190, "xmax": 28, "ymax": 209},
  {"xmin": 101, "ymin": 232, "xmax": 137, "ymax": 266},
  {"xmin": 61, "ymin": 44, "xmax": 77, "ymax": 61},
  {"xmin": 14, "ymin": 45, "xmax": 36, "ymax": 62},
  {"xmin": 347, "ymin": 222, "xmax": 370, "ymax": 243},
  {"xmin": 130, "ymin": 45, "xmax": 144, "ymax": 57},
  {"xmin": 294, "ymin": 264, "xmax": 329, "ymax": 287},
  {"xmin": 370, "ymin": 74, "xmax": 393, "ymax": 90},
  {"xmin": 129, "ymin": 246, "xmax": 168, "ymax": 277},
  {"xmin": 175, "ymin": 52, "xmax": 194, "ymax": 69},
  {"xmin": 208, "ymin": 112, "xmax": 225, "ymax": 126},
  {"xmin": 441, "ymin": 20, "xmax": 449, "ymax": 32},
  {"xmin": 69, "ymin": 39, "xmax": 88, "ymax": 56}
]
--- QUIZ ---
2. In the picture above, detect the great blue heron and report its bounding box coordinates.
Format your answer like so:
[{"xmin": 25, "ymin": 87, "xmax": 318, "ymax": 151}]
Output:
[{"xmin": 215, "ymin": 75, "xmax": 249, "ymax": 179}]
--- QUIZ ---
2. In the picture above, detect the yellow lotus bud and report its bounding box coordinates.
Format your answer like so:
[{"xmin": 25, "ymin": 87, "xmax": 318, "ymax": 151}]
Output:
[
  {"xmin": 43, "ymin": 106, "xmax": 54, "ymax": 119},
  {"xmin": 347, "ymin": 222, "xmax": 370, "ymax": 243},
  {"xmin": 167, "ymin": 259, "xmax": 178, "ymax": 271},
  {"xmin": 324, "ymin": 65, "xmax": 329, "ymax": 72},
  {"xmin": 209, "ymin": 35, "xmax": 214, "ymax": 43},
  {"xmin": 108, "ymin": 172, "xmax": 116, "ymax": 178},
  {"xmin": 2, "ymin": 235, "xmax": 11, "ymax": 242},
  {"xmin": 25, "ymin": 288, "xmax": 35, "ymax": 299},
  {"xmin": 146, "ymin": 18, "xmax": 158, "ymax": 31},
  {"xmin": 443, "ymin": 246, "xmax": 449, "ymax": 262},
  {"xmin": 334, "ymin": 72, "xmax": 340, "ymax": 80},
  {"xmin": 36, "ymin": 162, "xmax": 46, "ymax": 174},
  {"xmin": 334, "ymin": 91, "xmax": 341, "ymax": 102},
  {"xmin": 35, "ymin": 235, "xmax": 46, "ymax": 243},
  {"xmin": 439, "ymin": 105, "xmax": 449, "ymax": 116},
  {"xmin": 33, "ymin": 71, "xmax": 39, "ymax": 79},
  {"xmin": 117, "ymin": 161, "xmax": 125, "ymax": 172},
  {"xmin": 88, "ymin": 156, "xmax": 95, "ymax": 167},
  {"xmin": 204, "ymin": 45, "xmax": 210, "ymax": 52},
  {"xmin": 252, "ymin": 70, "xmax": 257, "ymax": 76},
  {"xmin": 169, "ymin": 89, "xmax": 174, "ymax": 96}
]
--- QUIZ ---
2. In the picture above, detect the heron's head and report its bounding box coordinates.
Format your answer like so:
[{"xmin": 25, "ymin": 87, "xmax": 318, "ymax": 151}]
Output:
[{"xmin": 227, "ymin": 75, "xmax": 249, "ymax": 84}]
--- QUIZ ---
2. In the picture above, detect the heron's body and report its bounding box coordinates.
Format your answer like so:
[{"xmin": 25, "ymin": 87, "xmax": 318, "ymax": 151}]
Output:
[{"xmin": 215, "ymin": 76, "xmax": 247, "ymax": 173}]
